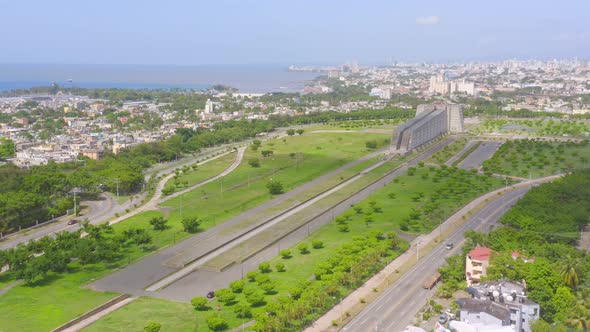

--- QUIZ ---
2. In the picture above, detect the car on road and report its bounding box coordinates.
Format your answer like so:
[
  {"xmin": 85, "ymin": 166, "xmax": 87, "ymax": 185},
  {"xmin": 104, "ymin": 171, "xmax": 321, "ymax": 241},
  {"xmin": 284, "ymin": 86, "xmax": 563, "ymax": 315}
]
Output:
[
  {"xmin": 438, "ymin": 313, "xmax": 448, "ymax": 324},
  {"xmin": 206, "ymin": 291, "xmax": 215, "ymax": 299},
  {"xmin": 67, "ymin": 219, "xmax": 78, "ymax": 225},
  {"xmin": 445, "ymin": 243, "xmax": 454, "ymax": 250}
]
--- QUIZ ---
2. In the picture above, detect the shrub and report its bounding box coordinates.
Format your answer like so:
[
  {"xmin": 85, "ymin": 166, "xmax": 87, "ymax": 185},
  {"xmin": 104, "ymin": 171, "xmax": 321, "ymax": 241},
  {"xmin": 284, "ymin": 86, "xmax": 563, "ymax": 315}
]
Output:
[
  {"xmin": 144, "ymin": 322, "xmax": 161, "ymax": 332},
  {"xmin": 229, "ymin": 280, "xmax": 245, "ymax": 293},
  {"xmin": 260, "ymin": 281, "xmax": 276, "ymax": 294},
  {"xmin": 191, "ymin": 296, "xmax": 209, "ymax": 311},
  {"xmin": 206, "ymin": 313, "xmax": 228, "ymax": 331},
  {"xmin": 255, "ymin": 274, "xmax": 270, "ymax": 285},
  {"xmin": 258, "ymin": 262, "xmax": 271, "ymax": 273},
  {"xmin": 181, "ymin": 216, "xmax": 201, "ymax": 233},
  {"xmin": 246, "ymin": 271, "xmax": 258, "ymax": 282},
  {"xmin": 266, "ymin": 181, "xmax": 284, "ymax": 195},
  {"xmin": 311, "ymin": 240, "xmax": 324, "ymax": 249},
  {"xmin": 298, "ymin": 243, "xmax": 309, "ymax": 254},
  {"xmin": 275, "ymin": 262, "xmax": 285, "ymax": 272},
  {"xmin": 215, "ymin": 288, "xmax": 236, "ymax": 305},
  {"xmin": 246, "ymin": 290, "xmax": 266, "ymax": 307},
  {"xmin": 248, "ymin": 158, "xmax": 260, "ymax": 168},
  {"xmin": 149, "ymin": 216, "xmax": 168, "ymax": 231},
  {"xmin": 233, "ymin": 303, "xmax": 252, "ymax": 318},
  {"xmin": 338, "ymin": 224, "xmax": 350, "ymax": 232},
  {"xmin": 280, "ymin": 249, "xmax": 292, "ymax": 259}
]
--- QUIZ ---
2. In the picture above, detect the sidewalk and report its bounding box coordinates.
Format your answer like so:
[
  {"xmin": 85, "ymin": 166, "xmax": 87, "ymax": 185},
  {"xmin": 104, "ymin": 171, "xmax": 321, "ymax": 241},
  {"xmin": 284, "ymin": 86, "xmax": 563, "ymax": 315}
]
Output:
[
  {"xmin": 60, "ymin": 297, "xmax": 137, "ymax": 332},
  {"xmin": 305, "ymin": 174, "xmax": 562, "ymax": 332}
]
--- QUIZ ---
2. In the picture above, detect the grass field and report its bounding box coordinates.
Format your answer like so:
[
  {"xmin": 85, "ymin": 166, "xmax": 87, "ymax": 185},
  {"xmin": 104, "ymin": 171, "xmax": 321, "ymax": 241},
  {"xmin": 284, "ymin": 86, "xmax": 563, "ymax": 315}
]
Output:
[
  {"xmin": 483, "ymin": 139, "xmax": 590, "ymax": 178},
  {"xmin": 426, "ymin": 138, "xmax": 469, "ymax": 165},
  {"xmin": 473, "ymin": 118, "xmax": 590, "ymax": 137},
  {"xmin": 82, "ymin": 297, "xmax": 200, "ymax": 332},
  {"xmin": 158, "ymin": 132, "xmax": 390, "ymax": 234},
  {"xmin": 163, "ymin": 152, "xmax": 237, "ymax": 193},
  {"xmin": 84, "ymin": 165, "xmax": 505, "ymax": 332}
]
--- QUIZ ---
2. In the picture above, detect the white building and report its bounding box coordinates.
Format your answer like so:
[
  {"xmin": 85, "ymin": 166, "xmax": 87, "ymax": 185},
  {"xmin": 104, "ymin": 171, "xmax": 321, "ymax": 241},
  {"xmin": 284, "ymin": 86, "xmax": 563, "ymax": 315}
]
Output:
[{"xmin": 204, "ymin": 99, "xmax": 214, "ymax": 114}]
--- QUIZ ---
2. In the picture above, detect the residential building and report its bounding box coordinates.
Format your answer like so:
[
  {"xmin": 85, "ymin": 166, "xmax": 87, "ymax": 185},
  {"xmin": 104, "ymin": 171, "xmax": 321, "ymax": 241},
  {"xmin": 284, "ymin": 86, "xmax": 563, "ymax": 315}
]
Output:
[
  {"xmin": 466, "ymin": 245, "xmax": 492, "ymax": 286},
  {"xmin": 458, "ymin": 281, "xmax": 540, "ymax": 332}
]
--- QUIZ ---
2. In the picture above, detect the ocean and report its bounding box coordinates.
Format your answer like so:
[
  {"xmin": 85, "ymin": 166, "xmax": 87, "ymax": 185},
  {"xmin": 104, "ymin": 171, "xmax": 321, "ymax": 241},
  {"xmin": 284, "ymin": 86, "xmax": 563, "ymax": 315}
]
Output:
[{"xmin": 0, "ymin": 64, "xmax": 320, "ymax": 93}]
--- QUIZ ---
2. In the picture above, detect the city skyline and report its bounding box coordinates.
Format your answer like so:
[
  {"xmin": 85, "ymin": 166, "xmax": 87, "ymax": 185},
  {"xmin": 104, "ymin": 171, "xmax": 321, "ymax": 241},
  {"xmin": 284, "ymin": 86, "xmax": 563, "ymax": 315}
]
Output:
[{"xmin": 1, "ymin": 0, "xmax": 589, "ymax": 66}]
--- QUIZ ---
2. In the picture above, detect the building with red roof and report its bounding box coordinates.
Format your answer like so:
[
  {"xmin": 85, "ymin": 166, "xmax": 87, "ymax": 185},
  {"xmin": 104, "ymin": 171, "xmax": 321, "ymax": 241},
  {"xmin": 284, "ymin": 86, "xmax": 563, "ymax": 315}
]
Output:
[{"xmin": 465, "ymin": 245, "xmax": 492, "ymax": 286}]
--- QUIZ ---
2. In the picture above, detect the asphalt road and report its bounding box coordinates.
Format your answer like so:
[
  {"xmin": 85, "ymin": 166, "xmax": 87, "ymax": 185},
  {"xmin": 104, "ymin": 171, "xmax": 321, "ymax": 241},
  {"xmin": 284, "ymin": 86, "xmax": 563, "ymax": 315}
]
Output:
[
  {"xmin": 342, "ymin": 186, "xmax": 530, "ymax": 332},
  {"xmin": 457, "ymin": 141, "xmax": 503, "ymax": 171}
]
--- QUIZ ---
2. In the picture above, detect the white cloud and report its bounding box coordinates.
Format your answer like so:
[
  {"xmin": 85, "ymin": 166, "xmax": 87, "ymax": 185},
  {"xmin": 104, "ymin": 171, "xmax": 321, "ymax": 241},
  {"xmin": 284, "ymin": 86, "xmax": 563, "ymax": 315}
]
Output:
[{"xmin": 416, "ymin": 16, "xmax": 440, "ymax": 25}]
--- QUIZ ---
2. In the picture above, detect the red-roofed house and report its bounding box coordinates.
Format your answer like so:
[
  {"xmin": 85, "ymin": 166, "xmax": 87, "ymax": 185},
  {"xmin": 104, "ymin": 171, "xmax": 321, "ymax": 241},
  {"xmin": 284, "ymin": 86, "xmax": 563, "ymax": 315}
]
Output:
[{"xmin": 466, "ymin": 245, "xmax": 492, "ymax": 286}]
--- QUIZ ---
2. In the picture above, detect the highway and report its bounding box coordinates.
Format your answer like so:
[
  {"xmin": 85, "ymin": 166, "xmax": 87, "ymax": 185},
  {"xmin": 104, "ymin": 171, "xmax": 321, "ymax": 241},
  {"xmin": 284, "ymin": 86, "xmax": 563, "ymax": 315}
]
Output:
[{"xmin": 342, "ymin": 186, "xmax": 531, "ymax": 332}]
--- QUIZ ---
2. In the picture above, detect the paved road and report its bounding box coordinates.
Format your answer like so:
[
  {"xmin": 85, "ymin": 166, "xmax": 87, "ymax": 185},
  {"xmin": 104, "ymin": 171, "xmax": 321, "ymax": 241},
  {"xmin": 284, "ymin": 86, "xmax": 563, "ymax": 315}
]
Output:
[
  {"xmin": 89, "ymin": 138, "xmax": 456, "ymax": 300},
  {"xmin": 457, "ymin": 141, "xmax": 503, "ymax": 171},
  {"xmin": 342, "ymin": 187, "xmax": 530, "ymax": 332},
  {"xmin": 0, "ymin": 145, "xmax": 245, "ymax": 250}
]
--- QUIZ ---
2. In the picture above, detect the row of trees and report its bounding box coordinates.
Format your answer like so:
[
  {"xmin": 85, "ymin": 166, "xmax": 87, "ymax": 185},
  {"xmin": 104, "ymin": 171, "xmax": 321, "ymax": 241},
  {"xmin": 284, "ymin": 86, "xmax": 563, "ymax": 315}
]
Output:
[{"xmin": 0, "ymin": 221, "xmax": 153, "ymax": 284}]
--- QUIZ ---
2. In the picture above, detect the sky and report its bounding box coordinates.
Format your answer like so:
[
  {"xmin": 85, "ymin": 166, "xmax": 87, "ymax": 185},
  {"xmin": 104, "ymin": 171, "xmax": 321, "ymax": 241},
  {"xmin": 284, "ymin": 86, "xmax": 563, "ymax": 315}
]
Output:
[{"xmin": 0, "ymin": 0, "xmax": 589, "ymax": 65}]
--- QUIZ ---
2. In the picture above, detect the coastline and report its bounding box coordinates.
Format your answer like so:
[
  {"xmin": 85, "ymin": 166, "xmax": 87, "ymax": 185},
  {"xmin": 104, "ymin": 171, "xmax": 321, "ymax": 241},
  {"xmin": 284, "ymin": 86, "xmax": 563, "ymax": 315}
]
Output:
[{"xmin": 0, "ymin": 64, "xmax": 320, "ymax": 94}]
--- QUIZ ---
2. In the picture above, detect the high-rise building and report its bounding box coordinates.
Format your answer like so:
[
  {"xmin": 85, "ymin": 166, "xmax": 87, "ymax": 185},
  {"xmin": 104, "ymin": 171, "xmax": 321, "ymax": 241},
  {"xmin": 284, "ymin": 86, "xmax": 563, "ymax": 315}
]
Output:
[
  {"xmin": 204, "ymin": 99, "xmax": 214, "ymax": 114},
  {"xmin": 429, "ymin": 74, "xmax": 450, "ymax": 94}
]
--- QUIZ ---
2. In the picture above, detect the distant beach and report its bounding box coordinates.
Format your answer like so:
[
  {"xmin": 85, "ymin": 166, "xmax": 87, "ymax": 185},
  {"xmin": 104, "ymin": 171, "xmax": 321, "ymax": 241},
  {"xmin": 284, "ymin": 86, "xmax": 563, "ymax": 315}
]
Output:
[{"xmin": 0, "ymin": 64, "xmax": 320, "ymax": 93}]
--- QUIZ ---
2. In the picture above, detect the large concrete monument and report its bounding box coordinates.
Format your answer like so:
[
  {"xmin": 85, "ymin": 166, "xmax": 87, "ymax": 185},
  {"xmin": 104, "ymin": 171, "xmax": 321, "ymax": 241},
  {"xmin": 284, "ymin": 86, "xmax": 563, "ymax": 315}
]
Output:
[{"xmin": 391, "ymin": 103, "xmax": 464, "ymax": 154}]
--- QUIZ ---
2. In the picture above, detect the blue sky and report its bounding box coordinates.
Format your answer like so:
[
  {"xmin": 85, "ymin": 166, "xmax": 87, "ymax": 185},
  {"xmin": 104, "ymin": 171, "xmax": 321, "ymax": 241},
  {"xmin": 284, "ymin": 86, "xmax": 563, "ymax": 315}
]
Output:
[{"xmin": 0, "ymin": 0, "xmax": 588, "ymax": 65}]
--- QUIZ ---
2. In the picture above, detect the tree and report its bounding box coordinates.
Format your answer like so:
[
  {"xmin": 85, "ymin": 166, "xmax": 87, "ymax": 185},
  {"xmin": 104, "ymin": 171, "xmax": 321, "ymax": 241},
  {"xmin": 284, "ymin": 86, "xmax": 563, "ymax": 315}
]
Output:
[
  {"xmin": 286, "ymin": 129, "xmax": 295, "ymax": 136},
  {"xmin": 206, "ymin": 313, "xmax": 228, "ymax": 331},
  {"xmin": 149, "ymin": 216, "xmax": 168, "ymax": 231},
  {"xmin": 144, "ymin": 322, "xmax": 161, "ymax": 332},
  {"xmin": 181, "ymin": 216, "xmax": 201, "ymax": 233},
  {"xmin": 560, "ymin": 255, "xmax": 582, "ymax": 289},
  {"xmin": 296, "ymin": 129, "xmax": 304, "ymax": 135},
  {"xmin": 275, "ymin": 262, "xmax": 285, "ymax": 272},
  {"xmin": 258, "ymin": 261, "xmax": 272, "ymax": 273},
  {"xmin": 298, "ymin": 243, "xmax": 309, "ymax": 254},
  {"xmin": 261, "ymin": 150, "xmax": 274, "ymax": 157},
  {"xmin": 248, "ymin": 157, "xmax": 260, "ymax": 168},
  {"xmin": 266, "ymin": 181, "xmax": 284, "ymax": 195},
  {"xmin": 191, "ymin": 296, "xmax": 209, "ymax": 311}
]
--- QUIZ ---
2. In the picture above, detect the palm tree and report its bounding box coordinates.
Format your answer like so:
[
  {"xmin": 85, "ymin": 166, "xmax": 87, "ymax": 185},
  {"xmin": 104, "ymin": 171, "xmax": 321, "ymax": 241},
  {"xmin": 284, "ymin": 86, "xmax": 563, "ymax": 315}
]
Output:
[
  {"xmin": 565, "ymin": 307, "xmax": 590, "ymax": 331},
  {"xmin": 560, "ymin": 255, "xmax": 581, "ymax": 289}
]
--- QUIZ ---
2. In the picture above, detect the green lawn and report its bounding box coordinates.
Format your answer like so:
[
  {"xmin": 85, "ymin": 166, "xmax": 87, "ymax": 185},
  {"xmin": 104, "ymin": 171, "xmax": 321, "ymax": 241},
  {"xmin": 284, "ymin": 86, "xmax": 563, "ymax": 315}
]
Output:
[
  {"xmin": 158, "ymin": 132, "xmax": 390, "ymax": 233},
  {"xmin": 163, "ymin": 152, "xmax": 237, "ymax": 193},
  {"xmin": 0, "ymin": 265, "xmax": 118, "ymax": 332},
  {"xmin": 473, "ymin": 118, "xmax": 590, "ymax": 138},
  {"xmin": 482, "ymin": 139, "xmax": 590, "ymax": 178},
  {"xmin": 82, "ymin": 297, "xmax": 203, "ymax": 332},
  {"xmin": 84, "ymin": 165, "xmax": 505, "ymax": 332},
  {"xmin": 426, "ymin": 138, "xmax": 469, "ymax": 165}
]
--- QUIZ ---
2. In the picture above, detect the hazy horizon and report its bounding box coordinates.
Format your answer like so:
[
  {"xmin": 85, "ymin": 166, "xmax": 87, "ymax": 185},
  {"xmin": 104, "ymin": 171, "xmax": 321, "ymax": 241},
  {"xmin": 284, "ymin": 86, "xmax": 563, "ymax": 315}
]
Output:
[{"xmin": 1, "ymin": 0, "xmax": 588, "ymax": 66}]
